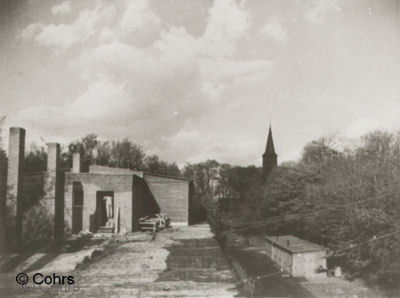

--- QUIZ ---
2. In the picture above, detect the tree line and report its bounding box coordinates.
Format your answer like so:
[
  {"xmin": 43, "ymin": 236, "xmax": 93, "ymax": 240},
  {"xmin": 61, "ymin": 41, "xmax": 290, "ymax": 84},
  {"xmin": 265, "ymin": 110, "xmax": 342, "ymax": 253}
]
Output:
[{"xmin": 24, "ymin": 133, "xmax": 181, "ymax": 176}]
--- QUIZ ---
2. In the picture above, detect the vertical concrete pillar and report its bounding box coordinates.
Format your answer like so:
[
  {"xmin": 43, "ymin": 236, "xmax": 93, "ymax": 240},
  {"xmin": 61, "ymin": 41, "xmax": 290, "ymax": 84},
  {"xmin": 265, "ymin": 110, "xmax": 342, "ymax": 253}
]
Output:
[
  {"xmin": 45, "ymin": 143, "xmax": 64, "ymax": 241},
  {"xmin": 72, "ymin": 153, "xmax": 81, "ymax": 173},
  {"xmin": 6, "ymin": 127, "xmax": 25, "ymax": 250},
  {"xmin": 0, "ymin": 151, "xmax": 7, "ymax": 253},
  {"xmin": 46, "ymin": 143, "xmax": 60, "ymax": 197}
]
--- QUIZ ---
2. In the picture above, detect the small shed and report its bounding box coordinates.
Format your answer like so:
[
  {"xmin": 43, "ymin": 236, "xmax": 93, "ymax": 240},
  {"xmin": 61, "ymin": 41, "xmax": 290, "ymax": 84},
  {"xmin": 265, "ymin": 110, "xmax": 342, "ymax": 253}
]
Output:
[{"xmin": 265, "ymin": 235, "xmax": 327, "ymax": 278}]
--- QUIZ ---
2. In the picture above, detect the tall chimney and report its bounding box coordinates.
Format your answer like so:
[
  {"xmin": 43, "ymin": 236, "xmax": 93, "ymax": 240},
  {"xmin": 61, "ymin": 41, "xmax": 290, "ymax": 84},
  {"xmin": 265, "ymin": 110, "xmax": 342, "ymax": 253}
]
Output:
[
  {"xmin": 72, "ymin": 153, "xmax": 81, "ymax": 173},
  {"xmin": 7, "ymin": 127, "xmax": 25, "ymax": 250}
]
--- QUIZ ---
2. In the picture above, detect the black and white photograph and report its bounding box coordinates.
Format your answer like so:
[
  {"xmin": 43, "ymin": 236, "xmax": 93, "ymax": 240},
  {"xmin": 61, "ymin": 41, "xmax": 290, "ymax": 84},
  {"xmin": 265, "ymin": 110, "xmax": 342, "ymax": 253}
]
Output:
[{"xmin": 0, "ymin": 0, "xmax": 399, "ymax": 297}]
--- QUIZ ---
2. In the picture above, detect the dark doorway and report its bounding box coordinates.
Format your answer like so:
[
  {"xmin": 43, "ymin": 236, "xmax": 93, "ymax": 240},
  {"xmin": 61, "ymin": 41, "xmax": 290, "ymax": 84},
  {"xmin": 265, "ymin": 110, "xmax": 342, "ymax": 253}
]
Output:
[
  {"xmin": 95, "ymin": 191, "xmax": 114, "ymax": 230},
  {"xmin": 72, "ymin": 182, "xmax": 84, "ymax": 234}
]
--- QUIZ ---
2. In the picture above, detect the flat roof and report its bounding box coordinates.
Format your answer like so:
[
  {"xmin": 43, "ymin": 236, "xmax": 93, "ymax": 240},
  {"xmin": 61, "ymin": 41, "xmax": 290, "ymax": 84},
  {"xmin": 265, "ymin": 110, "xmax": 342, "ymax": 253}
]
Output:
[
  {"xmin": 89, "ymin": 165, "xmax": 143, "ymax": 175},
  {"xmin": 144, "ymin": 172, "xmax": 192, "ymax": 182},
  {"xmin": 265, "ymin": 235, "xmax": 326, "ymax": 254}
]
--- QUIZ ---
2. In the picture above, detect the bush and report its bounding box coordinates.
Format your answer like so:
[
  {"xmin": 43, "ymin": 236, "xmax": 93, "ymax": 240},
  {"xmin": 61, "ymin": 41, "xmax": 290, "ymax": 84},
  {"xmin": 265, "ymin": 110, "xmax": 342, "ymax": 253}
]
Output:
[{"xmin": 22, "ymin": 202, "xmax": 53, "ymax": 248}]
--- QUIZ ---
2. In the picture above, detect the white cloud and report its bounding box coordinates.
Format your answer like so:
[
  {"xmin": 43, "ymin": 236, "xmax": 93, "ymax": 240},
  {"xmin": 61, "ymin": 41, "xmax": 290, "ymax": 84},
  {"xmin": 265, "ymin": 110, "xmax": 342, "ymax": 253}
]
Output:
[
  {"xmin": 280, "ymin": 148, "xmax": 302, "ymax": 163},
  {"xmin": 163, "ymin": 129, "xmax": 260, "ymax": 165},
  {"xmin": 305, "ymin": 0, "xmax": 341, "ymax": 23},
  {"xmin": 262, "ymin": 20, "xmax": 288, "ymax": 42},
  {"xmin": 22, "ymin": 3, "xmax": 116, "ymax": 50},
  {"xmin": 19, "ymin": 23, "xmax": 43, "ymax": 40},
  {"xmin": 7, "ymin": 0, "xmax": 399, "ymax": 169},
  {"xmin": 51, "ymin": 1, "xmax": 72, "ymax": 16},
  {"xmin": 99, "ymin": 26, "xmax": 116, "ymax": 43},
  {"xmin": 208, "ymin": 59, "xmax": 273, "ymax": 78},
  {"xmin": 70, "ymin": 76, "xmax": 130, "ymax": 120},
  {"xmin": 344, "ymin": 118, "xmax": 383, "ymax": 138},
  {"xmin": 200, "ymin": 0, "xmax": 251, "ymax": 58},
  {"xmin": 35, "ymin": 23, "xmax": 78, "ymax": 50},
  {"xmin": 15, "ymin": 0, "xmax": 273, "ymax": 165},
  {"xmin": 200, "ymin": 58, "xmax": 273, "ymax": 99},
  {"xmin": 120, "ymin": 0, "xmax": 160, "ymax": 33},
  {"xmin": 23, "ymin": 0, "xmax": 163, "ymax": 50}
]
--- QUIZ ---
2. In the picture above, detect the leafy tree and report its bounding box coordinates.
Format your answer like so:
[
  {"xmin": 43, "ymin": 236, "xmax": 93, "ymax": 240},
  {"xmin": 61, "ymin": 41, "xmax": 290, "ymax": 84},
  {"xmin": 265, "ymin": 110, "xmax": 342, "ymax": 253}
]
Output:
[
  {"xmin": 164, "ymin": 162, "xmax": 181, "ymax": 176},
  {"xmin": 66, "ymin": 135, "xmax": 146, "ymax": 171},
  {"xmin": 109, "ymin": 138, "xmax": 145, "ymax": 170},
  {"xmin": 183, "ymin": 159, "xmax": 220, "ymax": 203},
  {"xmin": 96, "ymin": 141, "xmax": 112, "ymax": 166},
  {"xmin": 224, "ymin": 166, "xmax": 261, "ymax": 199},
  {"xmin": 67, "ymin": 133, "xmax": 99, "ymax": 171},
  {"xmin": 24, "ymin": 144, "xmax": 47, "ymax": 173},
  {"xmin": 215, "ymin": 163, "xmax": 232, "ymax": 199},
  {"xmin": 144, "ymin": 155, "xmax": 181, "ymax": 176}
]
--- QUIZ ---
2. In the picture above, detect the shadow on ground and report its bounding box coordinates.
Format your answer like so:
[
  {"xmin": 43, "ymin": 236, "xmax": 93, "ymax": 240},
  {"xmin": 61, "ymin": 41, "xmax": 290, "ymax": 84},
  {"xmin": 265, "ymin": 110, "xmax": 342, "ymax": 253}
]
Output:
[
  {"xmin": 157, "ymin": 236, "xmax": 246, "ymax": 296},
  {"xmin": 228, "ymin": 247, "xmax": 314, "ymax": 297}
]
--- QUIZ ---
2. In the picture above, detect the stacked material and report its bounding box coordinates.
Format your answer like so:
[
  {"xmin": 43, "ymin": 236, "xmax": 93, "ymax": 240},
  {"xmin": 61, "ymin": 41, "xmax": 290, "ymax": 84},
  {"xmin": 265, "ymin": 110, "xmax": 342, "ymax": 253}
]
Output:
[{"xmin": 138, "ymin": 213, "xmax": 171, "ymax": 232}]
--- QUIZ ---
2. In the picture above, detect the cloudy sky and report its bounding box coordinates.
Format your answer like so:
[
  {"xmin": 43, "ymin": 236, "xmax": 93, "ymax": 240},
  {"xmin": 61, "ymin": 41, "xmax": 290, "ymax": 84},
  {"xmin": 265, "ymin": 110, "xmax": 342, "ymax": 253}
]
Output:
[{"xmin": 0, "ymin": 0, "xmax": 399, "ymax": 166}]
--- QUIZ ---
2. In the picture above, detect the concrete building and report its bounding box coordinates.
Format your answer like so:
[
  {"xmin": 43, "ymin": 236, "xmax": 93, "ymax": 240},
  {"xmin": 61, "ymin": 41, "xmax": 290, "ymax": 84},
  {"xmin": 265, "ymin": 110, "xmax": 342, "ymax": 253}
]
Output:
[
  {"xmin": 265, "ymin": 235, "xmax": 327, "ymax": 278},
  {"xmin": 2, "ymin": 127, "xmax": 193, "ymax": 251},
  {"xmin": 65, "ymin": 162, "xmax": 192, "ymax": 234}
]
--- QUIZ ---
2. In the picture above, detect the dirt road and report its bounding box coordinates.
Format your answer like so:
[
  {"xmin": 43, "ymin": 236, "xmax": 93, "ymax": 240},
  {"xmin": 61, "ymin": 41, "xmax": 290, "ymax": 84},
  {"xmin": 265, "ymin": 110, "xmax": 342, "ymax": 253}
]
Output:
[{"xmin": 1, "ymin": 224, "xmax": 240, "ymax": 297}]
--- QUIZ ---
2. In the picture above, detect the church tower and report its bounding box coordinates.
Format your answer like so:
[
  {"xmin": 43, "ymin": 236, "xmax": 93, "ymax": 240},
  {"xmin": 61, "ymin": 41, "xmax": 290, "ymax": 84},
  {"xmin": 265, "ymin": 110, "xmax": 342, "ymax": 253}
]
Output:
[{"xmin": 262, "ymin": 125, "xmax": 277, "ymax": 178}]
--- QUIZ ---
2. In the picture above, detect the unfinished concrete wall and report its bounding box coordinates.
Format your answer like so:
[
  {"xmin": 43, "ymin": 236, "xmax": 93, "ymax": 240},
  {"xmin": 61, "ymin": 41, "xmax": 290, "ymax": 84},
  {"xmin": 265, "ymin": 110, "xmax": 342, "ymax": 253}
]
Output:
[
  {"xmin": 132, "ymin": 175, "xmax": 160, "ymax": 231},
  {"xmin": 44, "ymin": 143, "xmax": 64, "ymax": 241},
  {"xmin": 143, "ymin": 173, "xmax": 190, "ymax": 226},
  {"xmin": 0, "ymin": 152, "xmax": 7, "ymax": 253},
  {"xmin": 64, "ymin": 173, "xmax": 135, "ymax": 233},
  {"xmin": 72, "ymin": 153, "xmax": 81, "ymax": 174},
  {"xmin": 6, "ymin": 127, "xmax": 25, "ymax": 250},
  {"xmin": 188, "ymin": 181, "xmax": 200, "ymax": 225},
  {"xmin": 45, "ymin": 143, "xmax": 59, "ymax": 203}
]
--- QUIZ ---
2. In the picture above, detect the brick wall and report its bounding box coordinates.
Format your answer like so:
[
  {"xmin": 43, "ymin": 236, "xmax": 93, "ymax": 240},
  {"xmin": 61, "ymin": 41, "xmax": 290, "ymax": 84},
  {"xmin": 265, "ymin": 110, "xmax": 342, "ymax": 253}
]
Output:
[{"xmin": 143, "ymin": 173, "xmax": 190, "ymax": 225}]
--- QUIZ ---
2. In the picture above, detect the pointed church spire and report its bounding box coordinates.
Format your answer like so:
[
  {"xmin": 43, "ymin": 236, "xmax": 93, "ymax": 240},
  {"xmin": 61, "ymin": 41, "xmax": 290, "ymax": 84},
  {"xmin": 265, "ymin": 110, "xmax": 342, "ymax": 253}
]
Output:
[
  {"xmin": 262, "ymin": 123, "xmax": 277, "ymax": 178},
  {"xmin": 265, "ymin": 125, "xmax": 276, "ymax": 154}
]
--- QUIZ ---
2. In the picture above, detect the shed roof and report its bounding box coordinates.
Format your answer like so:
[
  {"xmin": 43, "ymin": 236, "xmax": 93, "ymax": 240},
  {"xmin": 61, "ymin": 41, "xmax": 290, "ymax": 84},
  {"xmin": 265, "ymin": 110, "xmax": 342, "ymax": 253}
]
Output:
[{"xmin": 265, "ymin": 235, "xmax": 326, "ymax": 254}]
